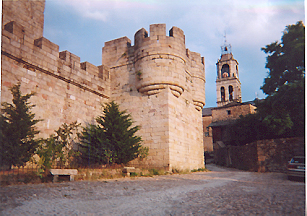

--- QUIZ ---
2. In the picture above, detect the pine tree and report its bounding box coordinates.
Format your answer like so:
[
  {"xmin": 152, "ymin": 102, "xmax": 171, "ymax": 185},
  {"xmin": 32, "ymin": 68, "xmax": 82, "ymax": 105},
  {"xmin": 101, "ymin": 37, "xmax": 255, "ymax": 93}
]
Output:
[
  {"xmin": 79, "ymin": 101, "xmax": 142, "ymax": 165},
  {"xmin": 78, "ymin": 123, "xmax": 107, "ymax": 165},
  {"xmin": 0, "ymin": 83, "xmax": 41, "ymax": 167}
]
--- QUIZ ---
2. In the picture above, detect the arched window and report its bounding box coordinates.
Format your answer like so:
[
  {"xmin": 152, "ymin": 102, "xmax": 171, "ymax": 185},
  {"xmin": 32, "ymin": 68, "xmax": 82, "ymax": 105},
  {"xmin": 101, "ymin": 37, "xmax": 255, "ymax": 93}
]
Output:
[
  {"xmin": 229, "ymin": 85, "xmax": 233, "ymax": 101},
  {"xmin": 221, "ymin": 64, "xmax": 230, "ymax": 78},
  {"xmin": 221, "ymin": 87, "xmax": 225, "ymax": 102}
]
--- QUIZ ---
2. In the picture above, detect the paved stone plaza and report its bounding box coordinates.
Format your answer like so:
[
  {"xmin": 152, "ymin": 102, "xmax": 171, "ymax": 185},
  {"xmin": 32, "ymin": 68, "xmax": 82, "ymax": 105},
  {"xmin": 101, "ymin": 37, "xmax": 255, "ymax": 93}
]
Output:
[{"xmin": 0, "ymin": 164, "xmax": 305, "ymax": 215}]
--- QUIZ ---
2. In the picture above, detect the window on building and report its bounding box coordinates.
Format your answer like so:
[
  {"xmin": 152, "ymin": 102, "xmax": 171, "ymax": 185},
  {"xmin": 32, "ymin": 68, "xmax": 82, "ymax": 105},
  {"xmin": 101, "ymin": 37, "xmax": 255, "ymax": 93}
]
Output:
[
  {"xmin": 221, "ymin": 87, "xmax": 225, "ymax": 102},
  {"xmin": 227, "ymin": 110, "xmax": 231, "ymax": 115},
  {"xmin": 229, "ymin": 85, "xmax": 233, "ymax": 101},
  {"xmin": 221, "ymin": 64, "xmax": 230, "ymax": 77}
]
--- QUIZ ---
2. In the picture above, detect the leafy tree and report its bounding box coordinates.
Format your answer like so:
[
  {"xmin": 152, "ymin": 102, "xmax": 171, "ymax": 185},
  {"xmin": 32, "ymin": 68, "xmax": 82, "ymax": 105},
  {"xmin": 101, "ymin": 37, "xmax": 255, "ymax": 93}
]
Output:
[
  {"xmin": 260, "ymin": 21, "xmax": 305, "ymax": 137},
  {"xmin": 261, "ymin": 21, "xmax": 305, "ymax": 95},
  {"xmin": 79, "ymin": 101, "xmax": 142, "ymax": 165},
  {"xmin": 228, "ymin": 21, "xmax": 304, "ymax": 145},
  {"xmin": 36, "ymin": 121, "xmax": 81, "ymax": 173},
  {"xmin": 0, "ymin": 83, "xmax": 41, "ymax": 167}
]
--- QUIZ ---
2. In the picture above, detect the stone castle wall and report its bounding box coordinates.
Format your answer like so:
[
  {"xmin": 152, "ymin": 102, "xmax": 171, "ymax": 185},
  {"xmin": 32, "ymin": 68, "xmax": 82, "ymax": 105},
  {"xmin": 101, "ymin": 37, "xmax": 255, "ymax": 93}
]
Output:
[
  {"xmin": 1, "ymin": 1, "xmax": 205, "ymax": 170},
  {"xmin": 2, "ymin": 1, "xmax": 110, "ymax": 138}
]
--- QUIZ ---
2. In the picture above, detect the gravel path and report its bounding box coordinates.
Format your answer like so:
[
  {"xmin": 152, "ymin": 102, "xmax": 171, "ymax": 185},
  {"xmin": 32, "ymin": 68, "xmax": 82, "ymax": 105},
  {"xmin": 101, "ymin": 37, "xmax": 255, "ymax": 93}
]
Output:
[{"xmin": 0, "ymin": 164, "xmax": 305, "ymax": 215}]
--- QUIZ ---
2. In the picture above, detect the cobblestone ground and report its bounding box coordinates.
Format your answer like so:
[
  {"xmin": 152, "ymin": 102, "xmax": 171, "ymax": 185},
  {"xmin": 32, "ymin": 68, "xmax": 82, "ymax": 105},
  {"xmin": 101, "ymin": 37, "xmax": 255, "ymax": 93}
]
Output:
[{"xmin": 0, "ymin": 164, "xmax": 305, "ymax": 215}]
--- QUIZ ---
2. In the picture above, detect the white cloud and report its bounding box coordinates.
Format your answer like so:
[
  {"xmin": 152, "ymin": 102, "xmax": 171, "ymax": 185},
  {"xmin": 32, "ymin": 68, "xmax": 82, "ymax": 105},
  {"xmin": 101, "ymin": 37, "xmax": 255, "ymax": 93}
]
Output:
[{"xmin": 83, "ymin": 10, "xmax": 109, "ymax": 21}]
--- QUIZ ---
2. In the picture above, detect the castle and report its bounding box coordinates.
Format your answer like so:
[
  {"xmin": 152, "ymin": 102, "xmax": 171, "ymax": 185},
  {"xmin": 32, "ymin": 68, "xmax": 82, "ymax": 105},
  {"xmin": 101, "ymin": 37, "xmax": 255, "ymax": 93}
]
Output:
[{"xmin": 1, "ymin": 1, "xmax": 205, "ymax": 170}]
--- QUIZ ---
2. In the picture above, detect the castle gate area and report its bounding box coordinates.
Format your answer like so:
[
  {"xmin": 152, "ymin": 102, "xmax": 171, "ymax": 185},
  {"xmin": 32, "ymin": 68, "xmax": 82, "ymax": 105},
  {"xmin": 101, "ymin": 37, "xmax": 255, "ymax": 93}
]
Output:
[{"xmin": 1, "ymin": 165, "xmax": 304, "ymax": 215}]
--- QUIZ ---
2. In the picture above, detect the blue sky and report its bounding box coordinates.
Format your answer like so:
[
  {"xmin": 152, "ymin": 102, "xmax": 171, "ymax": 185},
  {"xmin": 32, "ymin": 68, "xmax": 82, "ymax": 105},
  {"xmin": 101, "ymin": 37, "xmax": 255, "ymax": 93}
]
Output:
[{"xmin": 43, "ymin": 0, "xmax": 304, "ymax": 108}]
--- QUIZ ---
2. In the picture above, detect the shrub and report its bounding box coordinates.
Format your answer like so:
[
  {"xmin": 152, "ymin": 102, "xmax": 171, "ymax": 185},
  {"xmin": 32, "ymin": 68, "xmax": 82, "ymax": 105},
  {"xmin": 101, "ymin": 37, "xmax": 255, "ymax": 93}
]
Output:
[{"xmin": 79, "ymin": 101, "xmax": 143, "ymax": 165}]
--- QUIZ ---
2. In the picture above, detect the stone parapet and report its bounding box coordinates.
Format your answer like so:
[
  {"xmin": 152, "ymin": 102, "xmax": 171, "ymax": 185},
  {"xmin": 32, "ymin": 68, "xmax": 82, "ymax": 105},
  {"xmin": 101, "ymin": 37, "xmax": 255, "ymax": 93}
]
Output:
[{"xmin": 102, "ymin": 36, "xmax": 132, "ymax": 68}]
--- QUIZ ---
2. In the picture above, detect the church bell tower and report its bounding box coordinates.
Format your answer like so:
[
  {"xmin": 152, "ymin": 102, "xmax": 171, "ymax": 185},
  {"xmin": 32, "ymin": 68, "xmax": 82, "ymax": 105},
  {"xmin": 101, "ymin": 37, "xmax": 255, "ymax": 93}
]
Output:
[{"xmin": 216, "ymin": 39, "xmax": 241, "ymax": 107}]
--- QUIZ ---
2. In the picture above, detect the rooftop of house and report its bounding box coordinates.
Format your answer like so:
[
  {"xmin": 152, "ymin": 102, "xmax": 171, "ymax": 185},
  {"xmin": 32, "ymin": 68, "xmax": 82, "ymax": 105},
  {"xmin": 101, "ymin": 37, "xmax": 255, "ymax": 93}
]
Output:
[
  {"xmin": 202, "ymin": 99, "xmax": 261, "ymax": 117},
  {"xmin": 202, "ymin": 107, "xmax": 213, "ymax": 117},
  {"xmin": 211, "ymin": 100, "xmax": 258, "ymax": 110}
]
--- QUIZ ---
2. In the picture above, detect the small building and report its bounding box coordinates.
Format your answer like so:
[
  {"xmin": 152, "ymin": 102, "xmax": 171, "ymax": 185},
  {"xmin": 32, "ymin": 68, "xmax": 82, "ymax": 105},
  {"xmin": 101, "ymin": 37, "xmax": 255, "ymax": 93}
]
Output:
[
  {"xmin": 202, "ymin": 108, "xmax": 213, "ymax": 152},
  {"xmin": 209, "ymin": 101, "xmax": 256, "ymax": 147}
]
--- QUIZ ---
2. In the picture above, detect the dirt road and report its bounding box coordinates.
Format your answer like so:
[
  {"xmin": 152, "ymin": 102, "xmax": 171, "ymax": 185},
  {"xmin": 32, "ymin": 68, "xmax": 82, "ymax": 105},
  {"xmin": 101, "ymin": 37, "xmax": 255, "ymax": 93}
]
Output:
[{"xmin": 0, "ymin": 164, "xmax": 305, "ymax": 215}]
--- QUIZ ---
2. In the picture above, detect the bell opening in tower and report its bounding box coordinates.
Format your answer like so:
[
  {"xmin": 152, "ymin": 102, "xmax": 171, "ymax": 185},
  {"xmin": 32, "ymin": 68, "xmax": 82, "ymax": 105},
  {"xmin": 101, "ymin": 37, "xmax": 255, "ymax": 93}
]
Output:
[
  {"xmin": 229, "ymin": 85, "xmax": 233, "ymax": 101},
  {"xmin": 221, "ymin": 64, "xmax": 230, "ymax": 78},
  {"xmin": 221, "ymin": 87, "xmax": 225, "ymax": 102}
]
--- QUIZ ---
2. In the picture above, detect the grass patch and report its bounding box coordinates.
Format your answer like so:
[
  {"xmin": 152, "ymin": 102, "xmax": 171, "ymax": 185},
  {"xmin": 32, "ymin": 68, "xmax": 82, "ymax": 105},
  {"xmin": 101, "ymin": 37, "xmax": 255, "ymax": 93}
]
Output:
[
  {"xmin": 0, "ymin": 171, "xmax": 43, "ymax": 186},
  {"xmin": 130, "ymin": 172, "xmax": 138, "ymax": 177},
  {"xmin": 172, "ymin": 168, "xmax": 190, "ymax": 174},
  {"xmin": 75, "ymin": 168, "xmax": 125, "ymax": 181},
  {"xmin": 1, "ymin": 165, "xmax": 210, "ymax": 186},
  {"xmin": 191, "ymin": 167, "xmax": 209, "ymax": 172},
  {"xmin": 149, "ymin": 168, "xmax": 167, "ymax": 176}
]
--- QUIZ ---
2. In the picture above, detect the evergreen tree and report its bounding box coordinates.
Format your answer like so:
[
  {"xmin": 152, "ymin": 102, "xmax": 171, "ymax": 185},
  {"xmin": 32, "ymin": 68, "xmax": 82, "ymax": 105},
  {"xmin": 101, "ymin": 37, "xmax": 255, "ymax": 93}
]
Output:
[
  {"xmin": 79, "ymin": 101, "xmax": 142, "ymax": 165},
  {"xmin": 0, "ymin": 83, "xmax": 41, "ymax": 167},
  {"xmin": 79, "ymin": 123, "xmax": 107, "ymax": 165}
]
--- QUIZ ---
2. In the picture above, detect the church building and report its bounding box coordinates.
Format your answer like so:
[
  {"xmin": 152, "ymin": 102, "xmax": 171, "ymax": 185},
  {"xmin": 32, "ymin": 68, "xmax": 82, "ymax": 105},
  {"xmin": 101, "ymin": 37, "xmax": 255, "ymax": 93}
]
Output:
[{"xmin": 203, "ymin": 40, "xmax": 256, "ymax": 154}]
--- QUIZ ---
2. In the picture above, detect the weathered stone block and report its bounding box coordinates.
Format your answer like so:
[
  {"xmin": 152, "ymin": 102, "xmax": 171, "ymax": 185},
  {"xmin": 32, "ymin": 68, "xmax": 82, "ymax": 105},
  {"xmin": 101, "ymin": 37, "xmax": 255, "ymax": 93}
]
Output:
[
  {"xmin": 34, "ymin": 37, "xmax": 59, "ymax": 54},
  {"xmin": 4, "ymin": 21, "xmax": 25, "ymax": 38}
]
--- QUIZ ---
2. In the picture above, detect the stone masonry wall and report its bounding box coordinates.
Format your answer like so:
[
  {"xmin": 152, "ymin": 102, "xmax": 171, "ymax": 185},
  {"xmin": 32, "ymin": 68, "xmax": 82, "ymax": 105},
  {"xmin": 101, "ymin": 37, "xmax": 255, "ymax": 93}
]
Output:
[
  {"xmin": 2, "ymin": 0, "xmax": 45, "ymax": 40},
  {"xmin": 215, "ymin": 137, "xmax": 304, "ymax": 173},
  {"xmin": 202, "ymin": 115, "xmax": 213, "ymax": 152},
  {"xmin": 257, "ymin": 137, "xmax": 305, "ymax": 173}
]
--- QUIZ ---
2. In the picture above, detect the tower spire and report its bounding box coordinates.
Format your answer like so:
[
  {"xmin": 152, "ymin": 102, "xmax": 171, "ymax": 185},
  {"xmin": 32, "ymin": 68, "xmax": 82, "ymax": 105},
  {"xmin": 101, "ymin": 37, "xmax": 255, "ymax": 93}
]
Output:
[{"xmin": 221, "ymin": 31, "xmax": 232, "ymax": 55}]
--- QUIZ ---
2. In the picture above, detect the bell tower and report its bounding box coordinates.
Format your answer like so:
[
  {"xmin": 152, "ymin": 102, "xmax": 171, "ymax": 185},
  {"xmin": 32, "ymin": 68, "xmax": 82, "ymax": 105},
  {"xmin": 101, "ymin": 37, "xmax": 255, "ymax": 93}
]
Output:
[{"xmin": 216, "ymin": 38, "xmax": 241, "ymax": 107}]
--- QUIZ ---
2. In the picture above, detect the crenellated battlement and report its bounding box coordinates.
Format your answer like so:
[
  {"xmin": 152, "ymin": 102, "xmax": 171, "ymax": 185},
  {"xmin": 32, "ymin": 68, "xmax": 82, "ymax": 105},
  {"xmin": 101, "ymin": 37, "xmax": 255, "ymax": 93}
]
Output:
[
  {"xmin": 102, "ymin": 24, "xmax": 203, "ymax": 69},
  {"xmin": 133, "ymin": 24, "xmax": 186, "ymax": 59},
  {"xmin": 2, "ymin": 16, "xmax": 110, "ymax": 99},
  {"xmin": 134, "ymin": 24, "xmax": 185, "ymax": 46},
  {"xmin": 101, "ymin": 24, "xmax": 205, "ymax": 109}
]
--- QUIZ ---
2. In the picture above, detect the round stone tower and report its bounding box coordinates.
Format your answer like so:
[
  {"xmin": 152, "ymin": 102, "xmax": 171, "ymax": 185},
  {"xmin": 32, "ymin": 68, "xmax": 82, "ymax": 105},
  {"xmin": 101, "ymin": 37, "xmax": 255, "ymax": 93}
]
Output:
[{"xmin": 134, "ymin": 24, "xmax": 205, "ymax": 110}]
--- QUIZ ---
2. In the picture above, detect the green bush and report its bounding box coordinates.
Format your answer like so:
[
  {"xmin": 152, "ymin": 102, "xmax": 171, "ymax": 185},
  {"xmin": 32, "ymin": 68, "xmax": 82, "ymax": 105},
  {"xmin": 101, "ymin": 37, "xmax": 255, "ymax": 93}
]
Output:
[{"xmin": 36, "ymin": 121, "xmax": 81, "ymax": 176}]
